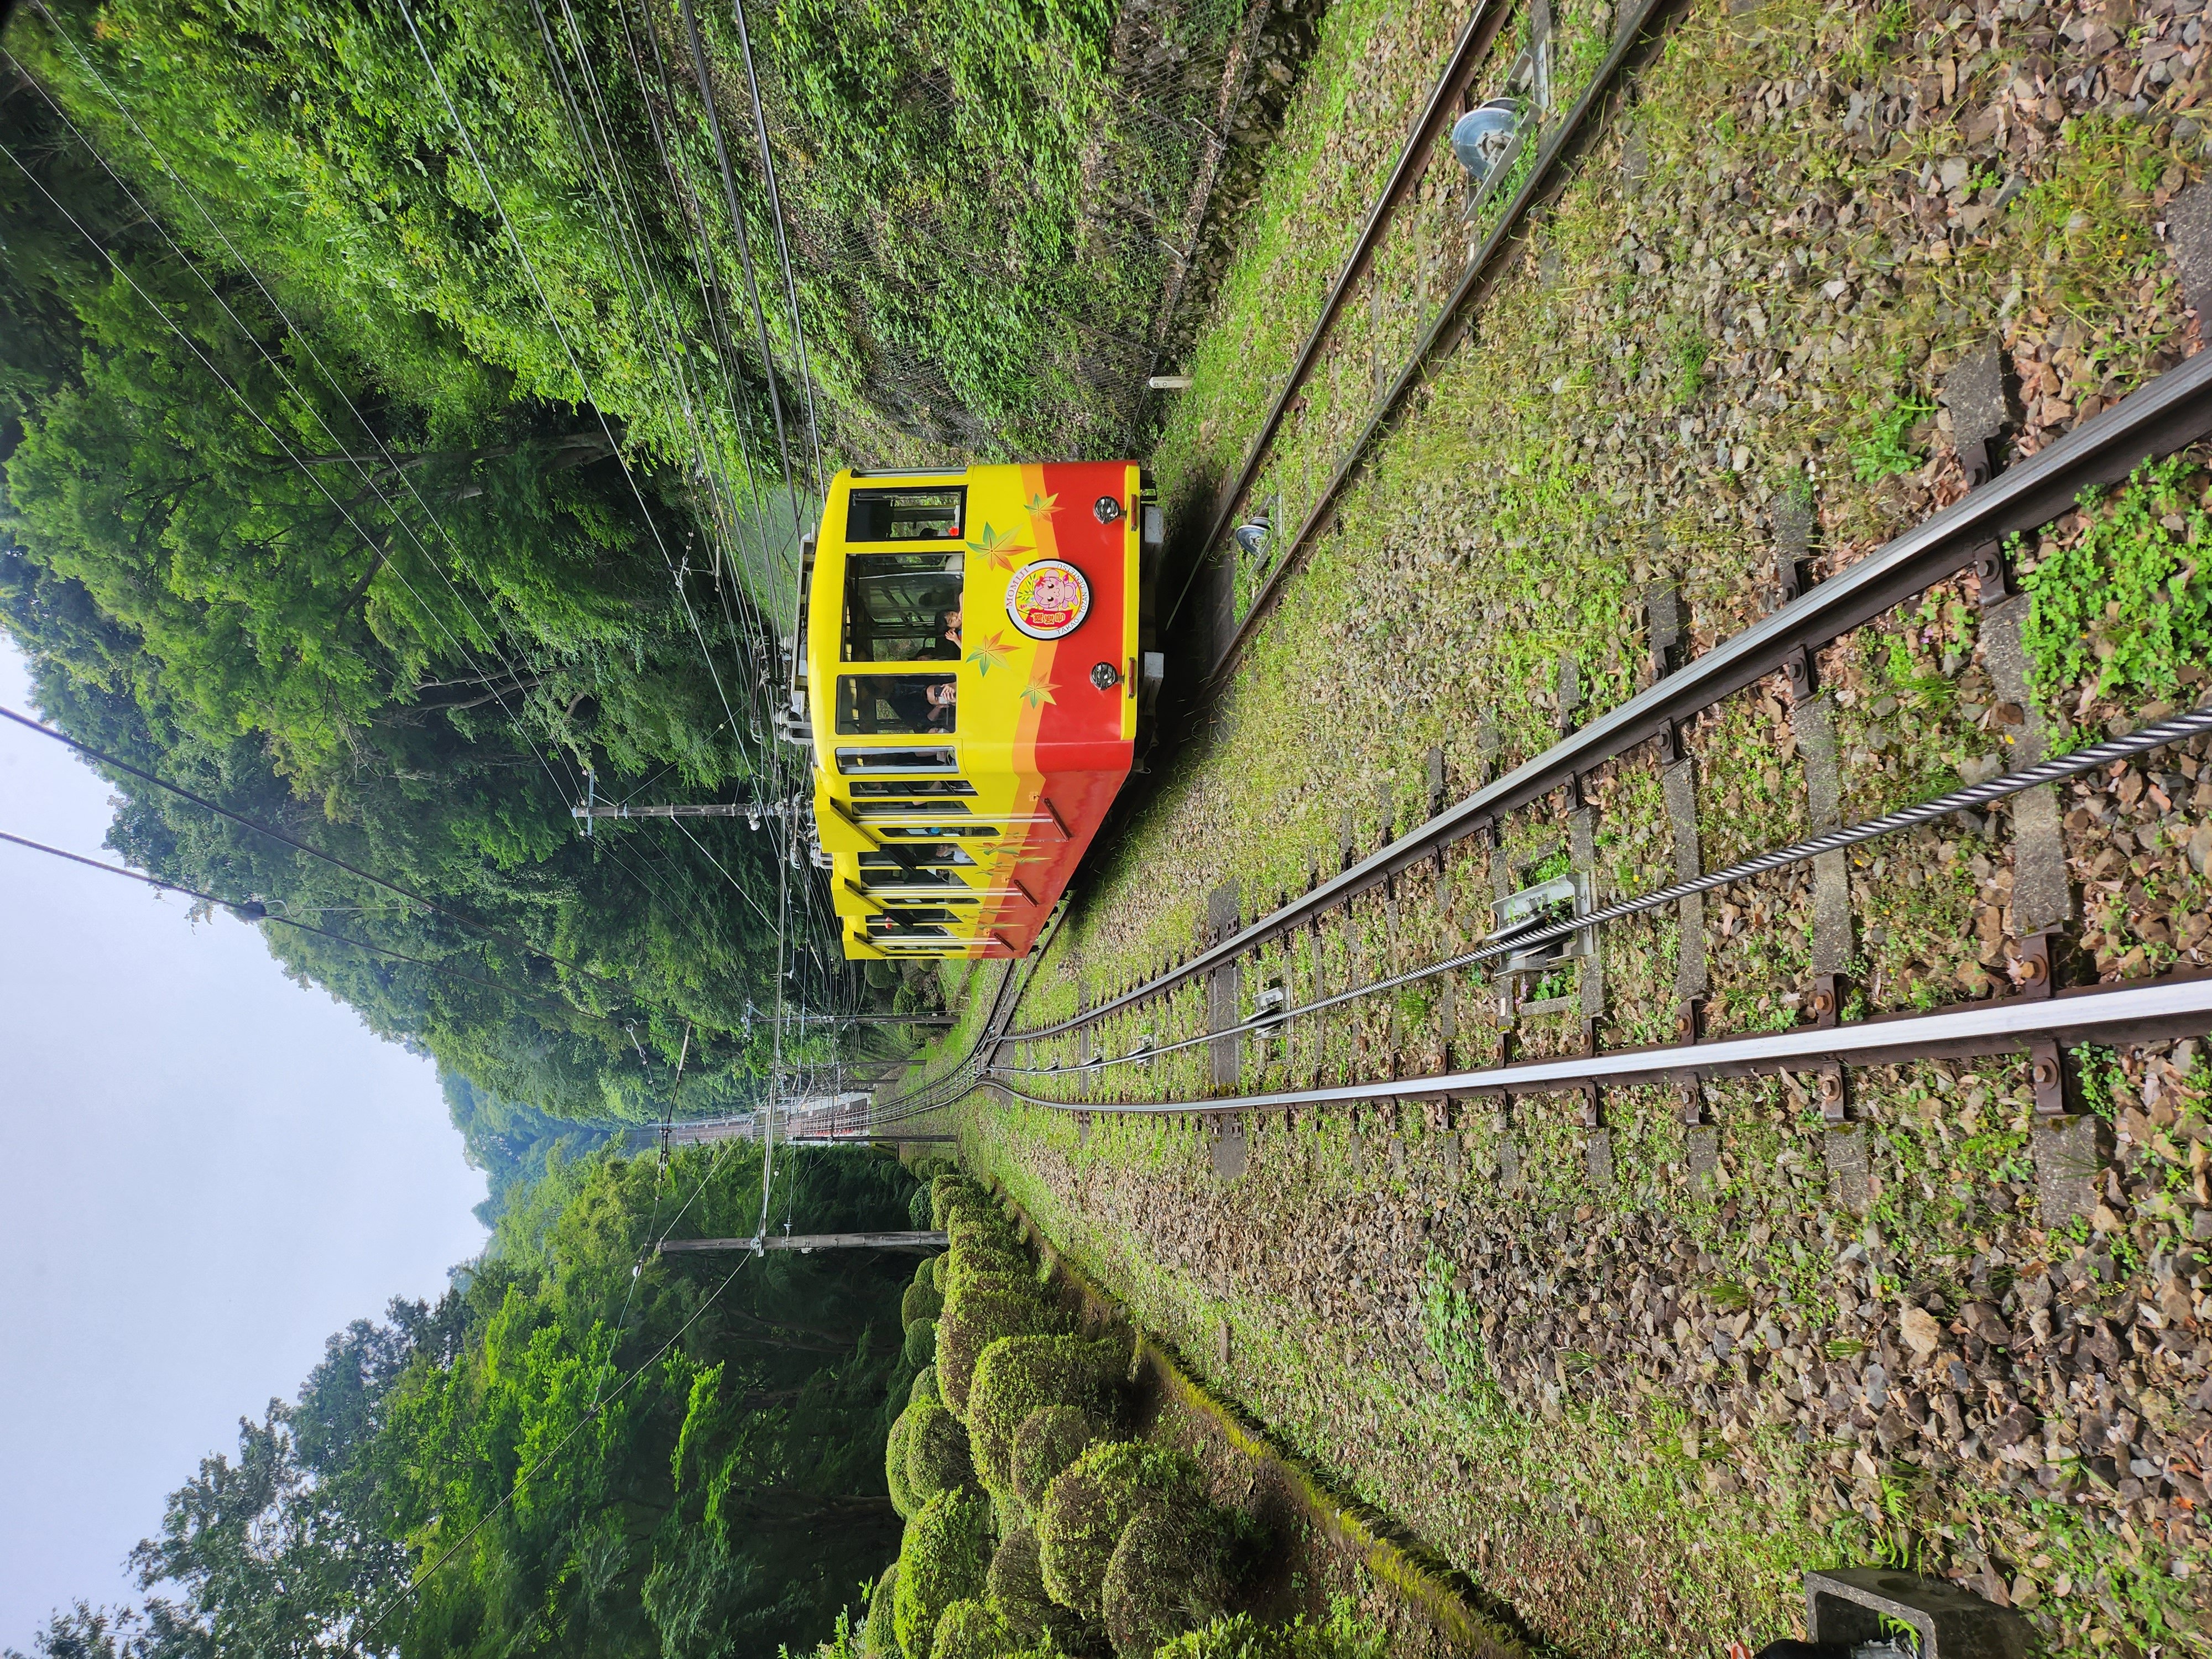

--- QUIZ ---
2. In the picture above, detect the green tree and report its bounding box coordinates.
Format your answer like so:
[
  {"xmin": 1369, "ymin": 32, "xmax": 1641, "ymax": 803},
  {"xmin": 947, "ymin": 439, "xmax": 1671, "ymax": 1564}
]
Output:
[{"xmin": 8, "ymin": 1149, "xmax": 922, "ymax": 1659}]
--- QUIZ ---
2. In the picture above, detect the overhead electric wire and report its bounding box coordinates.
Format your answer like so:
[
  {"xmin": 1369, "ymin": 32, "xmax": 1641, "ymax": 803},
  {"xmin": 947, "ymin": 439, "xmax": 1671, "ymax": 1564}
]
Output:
[
  {"xmin": 0, "ymin": 75, "xmax": 706, "ymax": 948},
  {"xmin": 674, "ymin": 0, "xmax": 808, "ymax": 544},
  {"xmin": 0, "ymin": 828, "xmax": 611, "ymax": 1021},
  {"xmin": 11, "ymin": 24, "xmax": 601, "ymax": 818},
  {"xmin": 726, "ymin": 0, "xmax": 825, "ymax": 503},
  {"xmin": 0, "ymin": 76, "xmax": 705, "ymax": 941},
  {"xmin": 395, "ymin": 0, "xmax": 851, "ymax": 1258},
  {"xmin": 0, "ymin": 703, "xmax": 630, "ymax": 996},
  {"xmin": 527, "ymin": 0, "xmax": 781, "ymax": 684},
  {"xmin": 397, "ymin": 0, "xmax": 819, "ymax": 1016},
  {"xmin": 619, "ymin": 0, "xmax": 791, "ymax": 586},
  {"xmin": 507, "ymin": 0, "xmax": 817, "ymax": 964},
  {"xmin": 540, "ymin": 0, "xmax": 786, "ymax": 758},
  {"xmin": 0, "ymin": 23, "xmax": 717, "ymax": 947},
  {"xmin": 395, "ymin": 0, "xmax": 761, "ymax": 808}
]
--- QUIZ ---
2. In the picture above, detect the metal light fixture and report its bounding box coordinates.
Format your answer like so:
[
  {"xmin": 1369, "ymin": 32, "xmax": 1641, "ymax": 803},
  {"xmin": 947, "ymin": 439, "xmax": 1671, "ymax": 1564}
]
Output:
[
  {"xmin": 1232, "ymin": 515, "xmax": 1270, "ymax": 560},
  {"xmin": 1451, "ymin": 98, "xmax": 1522, "ymax": 184}
]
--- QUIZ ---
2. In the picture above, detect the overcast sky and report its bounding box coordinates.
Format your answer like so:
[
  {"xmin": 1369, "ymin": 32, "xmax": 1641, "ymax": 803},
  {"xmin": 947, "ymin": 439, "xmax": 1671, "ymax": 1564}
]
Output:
[{"xmin": 0, "ymin": 639, "xmax": 490, "ymax": 1647}]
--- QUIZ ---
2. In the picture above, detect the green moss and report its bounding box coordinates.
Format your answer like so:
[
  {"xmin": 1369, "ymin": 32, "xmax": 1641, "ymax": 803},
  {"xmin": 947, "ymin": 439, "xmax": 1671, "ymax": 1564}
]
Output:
[
  {"xmin": 863, "ymin": 1564, "xmax": 900, "ymax": 1659},
  {"xmin": 895, "ymin": 1489, "xmax": 995, "ymax": 1659},
  {"xmin": 888, "ymin": 1407, "xmax": 920, "ymax": 1520},
  {"xmin": 985, "ymin": 1526, "xmax": 1090, "ymax": 1652},
  {"xmin": 1010, "ymin": 1404, "xmax": 1110, "ymax": 1509},
  {"xmin": 911, "ymin": 1364, "xmax": 942, "ymax": 1410},
  {"xmin": 1153, "ymin": 1599, "xmax": 1391, "ymax": 1659},
  {"xmin": 947, "ymin": 1207, "xmax": 1025, "ymax": 1258},
  {"xmin": 1036, "ymin": 1441, "xmax": 1207, "ymax": 1623},
  {"xmin": 967, "ymin": 1336, "xmax": 1126, "ymax": 1499},
  {"xmin": 904, "ymin": 1317, "xmax": 940, "ymax": 1372},
  {"xmin": 905, "ymin": 1278, "xmax": 947, "ymax": 1328},
  {"xmin": 933, "ymin": 1175, "xmax": 991, "ymax": 1229},
  {"xmin": 908, "ymin": 1399, "xmax": 980, "ymax": 1506},
  {"xmin": 938, "ymin": 1285, "xmax": 1068, "ymax": 1416},
  {"xmin": 929, "ymin": 1600, "xmax": 1030, "ymax": 1659},
  {"xmin": 1100, "ymin": 1506, "xmax": 1232, "ymax": 1658}
]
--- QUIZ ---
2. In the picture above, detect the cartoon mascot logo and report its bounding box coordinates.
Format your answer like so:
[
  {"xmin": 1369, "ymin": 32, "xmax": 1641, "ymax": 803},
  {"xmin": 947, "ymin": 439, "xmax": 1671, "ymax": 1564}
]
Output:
[{"xmin": 1004, "ymin": 559, "xmax": 1091, "ymax": 641}]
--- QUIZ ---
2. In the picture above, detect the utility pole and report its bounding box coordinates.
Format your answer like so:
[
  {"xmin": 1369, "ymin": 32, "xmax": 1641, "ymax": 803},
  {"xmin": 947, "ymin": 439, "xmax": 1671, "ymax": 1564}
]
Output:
[
  {"xmin": 659, "ymin": 1230, "xmax": 948, "ymax": 1254},
  {"xmin": 787, "ymin": 1011, "xmax": 953, "ymax": 1028},
  {"xmin": 571, "ymin": 799, "xmax": 796, "ymax": 822}
]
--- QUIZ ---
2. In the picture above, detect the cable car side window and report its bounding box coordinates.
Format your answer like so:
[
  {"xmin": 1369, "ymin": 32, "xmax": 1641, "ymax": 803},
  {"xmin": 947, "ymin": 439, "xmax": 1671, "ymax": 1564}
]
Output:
[
  {"xmin": 843, "ymin": 552, "xmax": 964, "ymax": 662},
  {"xmin": 833, "ymin": 745, "xmax": 957, "ymax": 775},
  {"xmin": 836, "ymin": 672, "xmax": 958, "ymax": 736},
  {"xmin": 846, "ymin": 487, "xmax": 966, "ymax": 542}
]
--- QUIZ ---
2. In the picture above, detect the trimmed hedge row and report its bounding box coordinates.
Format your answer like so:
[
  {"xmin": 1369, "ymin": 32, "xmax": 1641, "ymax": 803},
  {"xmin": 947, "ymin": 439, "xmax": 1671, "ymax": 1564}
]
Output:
[
  {"xmin": 1011, "ymin": 1404, "xmax": 1108, "ymax": 1509},
  {"xmin": 1037, "ymin": 1442, "xmax": 1211, "ymax": 1624},
  {"xmin": 967, "ymin": 1336, "xmax": 1123, "ymax": 1502},
  {"xmin": 895, "ymin": 1488, "xmax": 994, "ymax": 1659},
  {"xmin": 867, "ymin": 1181, "xmax": 1239, "ymax": 1659}
]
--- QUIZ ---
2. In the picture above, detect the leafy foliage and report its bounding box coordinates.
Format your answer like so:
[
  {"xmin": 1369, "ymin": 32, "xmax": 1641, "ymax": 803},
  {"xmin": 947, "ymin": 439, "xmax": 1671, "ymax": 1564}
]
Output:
[
  {"xmin": 928, "ymin": 1598, "xmax": 1032, "ymax": 1659},
  {"xmin": 966, "ymin": 1337, "xmax": 1124, "ymax": 1501},
  {"xmin": 893, "ymin": 1489, "xmax": 994, "ymax": 1659},
  {"xmin": 2021, "ymin": 459, "xmax": 2212, "ymax": 718},
  {"xmin": 7, "ymin": 1147, "xmax": 919, "ymax": 1659},
  {"xmin": 0, "ymin": 59, "xmax": 850, "ymax": 1123},
  {"xmin": 1152, "ymin": 1601, "xmax": 1392, "ymax": 1659}
]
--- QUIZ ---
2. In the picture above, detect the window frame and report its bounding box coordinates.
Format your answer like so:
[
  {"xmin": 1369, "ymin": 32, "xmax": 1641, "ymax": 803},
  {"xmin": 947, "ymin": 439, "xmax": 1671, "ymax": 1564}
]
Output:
[
  {"xmin": 833, "ymin": 671, "xmax": 960, "ymax": 738},
  {"xmin": 839, "ymin": 551, "xmax": 965, "ymax": 665},
  {"xmin": 843, "ymin": 485, "xmax": 968, "ymax": 545}
]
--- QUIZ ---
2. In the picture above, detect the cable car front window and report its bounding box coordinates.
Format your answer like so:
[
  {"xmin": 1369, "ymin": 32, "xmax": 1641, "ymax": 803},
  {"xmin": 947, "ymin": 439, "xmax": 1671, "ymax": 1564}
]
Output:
[
  {"xmin": 846, "ymin": 487, "xmax": 966, "ymax": 542},
  {"xmin": 842, "ymin": 553, "xmax": 964, "ymax": 662},
  {"xmin": 836, "ymin": 672, "xmax": 958, "ymax": 736}
]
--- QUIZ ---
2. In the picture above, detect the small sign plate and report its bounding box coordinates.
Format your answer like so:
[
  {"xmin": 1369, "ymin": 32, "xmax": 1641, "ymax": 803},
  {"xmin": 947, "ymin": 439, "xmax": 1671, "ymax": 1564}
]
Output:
[{"xmin": 1004, "ymin": 559, "xmax": 1091, "ymax": 640}]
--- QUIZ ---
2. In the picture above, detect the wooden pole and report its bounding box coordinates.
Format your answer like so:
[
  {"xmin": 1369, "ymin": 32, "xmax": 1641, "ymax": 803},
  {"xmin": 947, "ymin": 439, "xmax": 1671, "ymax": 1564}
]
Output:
[{"xmin": 659, "ymin": 1230, "xmax": 948, "ymax": 1254}]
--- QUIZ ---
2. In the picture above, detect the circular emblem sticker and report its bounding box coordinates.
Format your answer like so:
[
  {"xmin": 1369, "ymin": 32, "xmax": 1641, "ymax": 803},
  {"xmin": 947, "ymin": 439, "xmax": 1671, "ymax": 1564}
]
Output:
[{"xmin": 1004, "ymin": 559, "xmax": 1091, "ymax": 641}]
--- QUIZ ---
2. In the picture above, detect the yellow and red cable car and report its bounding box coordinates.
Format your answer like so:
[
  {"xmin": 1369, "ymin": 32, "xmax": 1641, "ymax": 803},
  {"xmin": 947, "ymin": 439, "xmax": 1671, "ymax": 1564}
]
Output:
[{"xmin": 788, "ymin": 462, "xmax": 1160, "ymax": 959}]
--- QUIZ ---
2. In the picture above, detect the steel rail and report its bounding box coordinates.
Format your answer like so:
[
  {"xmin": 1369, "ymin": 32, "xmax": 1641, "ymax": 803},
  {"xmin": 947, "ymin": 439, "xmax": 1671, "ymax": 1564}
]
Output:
[
  {"xmin": 1010, "ymin": 341, "xmax": 2212, "ymax": 1047},
  {"xmin": 994, "ymin": 972, "xmax": 2212, "ymax": 1114},
  {"xmin": 1177, "ymin": 0, "xmax": 1689, "ymax": 663},
  {"xmin": 863, "ymin": 901, "xmax": 1072, "ymax": 1125},
  {"xmin": 1176, "ymin": 0, "xmax": 1511, "ymax": 597},
  {"xmin": 997, "ymin": 699, "xmax": 2212, "ymax": 1073}
]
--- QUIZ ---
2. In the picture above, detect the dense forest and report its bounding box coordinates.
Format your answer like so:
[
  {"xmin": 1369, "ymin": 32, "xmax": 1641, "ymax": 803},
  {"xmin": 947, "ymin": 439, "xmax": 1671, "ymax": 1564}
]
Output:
[
  {"xmin": 0, "ymin": 1, "xmax": 1243, "ymax": 1649},
  {"xmin": 0, "ymin": 0, "xmax": 1240, "ymax": 1123},
  {"xmin": 1, "ymin": 28, "xmax": 828, "ymax": 1120},
  {"xmin": 8, "ymin": 1145, "xmax": 927, "ymax": 1659}
]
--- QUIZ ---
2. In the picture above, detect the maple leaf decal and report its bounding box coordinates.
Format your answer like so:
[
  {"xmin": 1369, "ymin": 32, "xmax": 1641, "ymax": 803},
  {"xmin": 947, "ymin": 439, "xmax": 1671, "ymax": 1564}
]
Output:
[
  {"xmin": 1024, "ymin": 490, "xmax": 1061, "ymax": 521},
  {"xmin": 964, "ymin": 629, "xmax": 1014, "ymax": 676},
  {"xmin": 964, "ymin": 521, "xmax": 1034, "ymax": 572},
  {"xmin": 1019, "ymin": 672, "xmax": 1060, "ymax": 710}
]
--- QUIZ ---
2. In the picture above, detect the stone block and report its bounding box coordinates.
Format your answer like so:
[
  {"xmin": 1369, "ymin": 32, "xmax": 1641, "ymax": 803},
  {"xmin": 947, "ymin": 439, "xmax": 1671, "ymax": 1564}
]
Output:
[{"xmin": 2032, "ymin": 1113, "xmax": 2108, "ymax": 1227}]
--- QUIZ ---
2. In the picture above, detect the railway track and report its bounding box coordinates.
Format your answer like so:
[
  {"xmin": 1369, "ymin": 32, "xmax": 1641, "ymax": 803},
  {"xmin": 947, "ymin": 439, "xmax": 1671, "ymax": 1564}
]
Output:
[
  {"xmin": 870, "ymin": 187, "xmax": 2212, "ymax": 1219},
  {"xmin": 842, "ymin": 0, "xmax": 2212, "ymax": 1642},
  {"xmin": 1167, "ymin": 0, "xmax": 1689, "ymax": 685}
]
